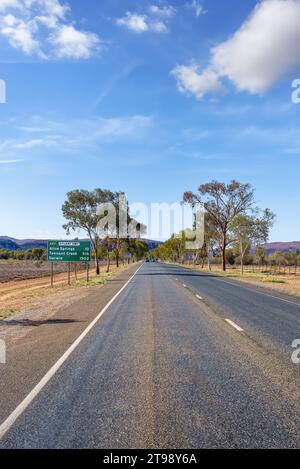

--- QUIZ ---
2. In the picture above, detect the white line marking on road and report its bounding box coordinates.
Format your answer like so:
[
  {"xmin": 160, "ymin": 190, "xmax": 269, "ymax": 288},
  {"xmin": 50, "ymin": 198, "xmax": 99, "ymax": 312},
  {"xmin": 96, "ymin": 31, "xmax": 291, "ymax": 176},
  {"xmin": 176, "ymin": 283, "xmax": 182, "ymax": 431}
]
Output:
[
  {"xmin": 225, "ymin": 319, "xmax": 244, "ymax": 332},
  {"xmin": 183, "ymin": 284, "xmax": 187, "ymax": 288},
  {"xmin": 0, "ymin": 263, "xmax": 144, "ymax": 441},
  {"xmin": 173, "ymin": 264, "xmax": 300, "ymax": 308},
  {"xmin": 195, "ymin": 294, "xmax": 203, "ymax": 300}
]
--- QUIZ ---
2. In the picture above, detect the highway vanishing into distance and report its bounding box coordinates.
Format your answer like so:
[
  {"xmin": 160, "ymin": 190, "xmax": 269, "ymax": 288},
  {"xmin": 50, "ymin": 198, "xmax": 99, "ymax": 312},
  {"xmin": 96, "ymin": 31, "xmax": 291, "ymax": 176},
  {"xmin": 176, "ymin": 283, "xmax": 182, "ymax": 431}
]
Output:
[{"xmin": 1, "ymin": 262, "xmax": 300, "ymax": 448}]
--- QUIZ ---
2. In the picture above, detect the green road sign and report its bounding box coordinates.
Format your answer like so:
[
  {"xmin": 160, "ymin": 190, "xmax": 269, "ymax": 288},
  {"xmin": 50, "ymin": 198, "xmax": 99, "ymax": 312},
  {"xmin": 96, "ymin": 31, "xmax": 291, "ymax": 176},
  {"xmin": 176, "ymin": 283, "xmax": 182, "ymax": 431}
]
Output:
[{"xmin": 47, "ymin": 240, "xmax": 91, "ymax": 263}]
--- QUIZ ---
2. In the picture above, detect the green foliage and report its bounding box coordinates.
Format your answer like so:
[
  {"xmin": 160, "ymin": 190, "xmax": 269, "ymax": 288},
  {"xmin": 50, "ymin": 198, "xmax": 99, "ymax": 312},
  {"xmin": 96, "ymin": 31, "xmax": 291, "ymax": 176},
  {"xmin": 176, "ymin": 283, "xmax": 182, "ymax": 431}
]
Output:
[
  {"xmin": 152, "ymin": 236, "xmax": 186, "ymax": 263},
  {"xmin": 62, "ymin": 188, "xmax": 148, "ymax": 272},
  {"xmin": 128, "ymin": 239, "xmax": 149, "ymax": 261},
  {"xmin": 62, "ymin": 188, "xmax": 124, "ymax": 274},
  {"xmin": 0, "ymin": 248, "xmax": 46, "ymax": 261},
  {"xmin": 184, "ymin": 180, "xmax": 256, "ymax": 271},
  {"xmin": 153, "ymin": 180, "xmax": 279, "ymax": 274}
]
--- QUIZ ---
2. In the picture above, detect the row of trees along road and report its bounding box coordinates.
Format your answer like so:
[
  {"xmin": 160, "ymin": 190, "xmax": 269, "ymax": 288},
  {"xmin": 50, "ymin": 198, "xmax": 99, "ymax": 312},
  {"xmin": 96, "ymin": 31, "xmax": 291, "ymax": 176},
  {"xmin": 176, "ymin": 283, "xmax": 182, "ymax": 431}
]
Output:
[
  {"xmin": 156, "ymin": 180, "xmax": 275, "ymax": 273},
  {"xmin": 62, "ymin": 189, "xmax": 148, "ymax": 275}
]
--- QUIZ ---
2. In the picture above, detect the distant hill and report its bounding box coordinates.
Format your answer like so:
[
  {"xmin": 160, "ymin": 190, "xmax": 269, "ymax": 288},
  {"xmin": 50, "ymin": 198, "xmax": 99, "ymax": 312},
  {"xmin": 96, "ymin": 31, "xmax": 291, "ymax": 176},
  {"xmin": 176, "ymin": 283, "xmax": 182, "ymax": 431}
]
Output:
[
  {"xmin": 263, "ymin": 242, "xmax": 300, "ymax": 254},
  {"xmin": 0, "ymin": 236, "xmax": 162, "ymax": 251},
  {"xmin": 143, "ymin": 239, "xmax": 162, "ymax": 250},
  {"xmin": 0, "ymin": 236, "xmax": 47, "ymax": 250},
  {"xmin": 0, "ymin": 237, "xmax": 21, "ymax": 250}
]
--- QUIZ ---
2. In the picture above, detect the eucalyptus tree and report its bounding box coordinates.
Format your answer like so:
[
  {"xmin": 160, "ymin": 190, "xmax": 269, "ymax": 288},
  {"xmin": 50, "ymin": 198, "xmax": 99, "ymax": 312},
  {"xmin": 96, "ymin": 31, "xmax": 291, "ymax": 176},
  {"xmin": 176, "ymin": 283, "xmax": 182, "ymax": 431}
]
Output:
[
  {"xmin": 184, "ymin": 181, "xmax": 256, "ymax": 271},
  {"xmin": 230, "ymin": 209, "xmax": 275, "ymax": 275}
]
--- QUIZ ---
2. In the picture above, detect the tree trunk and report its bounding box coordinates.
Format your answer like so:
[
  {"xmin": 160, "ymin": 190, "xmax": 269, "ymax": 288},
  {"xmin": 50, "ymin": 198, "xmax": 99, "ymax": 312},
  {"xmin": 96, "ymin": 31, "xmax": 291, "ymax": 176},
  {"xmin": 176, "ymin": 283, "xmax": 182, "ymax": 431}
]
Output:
[
  {"xmin": 221, "ymin": 231, "xmax": 227, "ymax": 271},
  {"xmin": 221, "ymin": 247, "xmax": 226, "ymax": 271},
  {"xmin": 207, "ymin": 244, "xmax": 212, "ymax": 271},
  {"xmin": 240, "ymin": 241, "xmax": 244, "ymax": 276},
  {"xmin": 106, "ymin": 251, "xmax": 110, "ymax": 273},
  {"xmin": 95, "ymin": 256, "xmax": 100, "ymax": 275},
  {"xmin": 221, "ymin": 237, "xmax": 226, "ymax": 271},
  {"xmin": 90, "ymin": 236, "xmax": 100, "ymax": 276}
]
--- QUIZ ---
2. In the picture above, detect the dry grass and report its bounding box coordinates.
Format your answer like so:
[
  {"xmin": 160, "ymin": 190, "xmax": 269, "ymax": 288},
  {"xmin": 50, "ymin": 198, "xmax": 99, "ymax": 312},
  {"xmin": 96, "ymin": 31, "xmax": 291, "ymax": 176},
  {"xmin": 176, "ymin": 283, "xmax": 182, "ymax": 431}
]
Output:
[
  {"xmin": 0, "ymin": 263, "xmax": 132, "ymax": 321},
  {"xmin": 0, "ymin": 259, "xmax": 86, "ymax": 283},
  {"xmin": 181, "ymin": 263, "xmax": 300, "ymax": 297}
]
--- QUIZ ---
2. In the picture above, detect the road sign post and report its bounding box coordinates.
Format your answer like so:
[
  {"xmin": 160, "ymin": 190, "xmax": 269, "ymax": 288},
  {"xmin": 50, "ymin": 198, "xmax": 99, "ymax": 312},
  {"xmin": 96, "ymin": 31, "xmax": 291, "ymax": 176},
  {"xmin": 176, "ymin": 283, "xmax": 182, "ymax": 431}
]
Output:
[
  {"xmin": 51, "ymin": 262, "xmax": 54, "ymax": 288},
  {"xmin": 47, "ymin": 240, "xmax": 91, "ymax": 286},
  {"xmin": 86, "ymin": 262, "xmax": 90, "ymax": 283}
]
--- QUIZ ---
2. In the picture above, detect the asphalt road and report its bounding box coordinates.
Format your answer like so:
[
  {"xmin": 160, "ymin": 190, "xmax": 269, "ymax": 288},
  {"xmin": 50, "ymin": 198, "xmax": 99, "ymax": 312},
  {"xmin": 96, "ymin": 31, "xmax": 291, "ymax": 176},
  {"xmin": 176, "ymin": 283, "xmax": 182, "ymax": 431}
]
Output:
[{"xmin": 1, "ymin": 262, "xmax": 300, "ymax": 449}]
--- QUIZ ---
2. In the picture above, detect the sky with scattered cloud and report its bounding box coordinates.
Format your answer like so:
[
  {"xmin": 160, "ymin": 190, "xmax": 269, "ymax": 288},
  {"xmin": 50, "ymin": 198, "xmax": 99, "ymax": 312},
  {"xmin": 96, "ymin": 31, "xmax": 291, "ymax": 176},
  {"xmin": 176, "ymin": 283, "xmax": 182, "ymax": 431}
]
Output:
[
  {"xmin": 0, "ymin": 0, "xmax": 102, "ymax": 59},
  {"xmin": 0, "ymin": 0, "xmax": 300, "ymax": 241}
]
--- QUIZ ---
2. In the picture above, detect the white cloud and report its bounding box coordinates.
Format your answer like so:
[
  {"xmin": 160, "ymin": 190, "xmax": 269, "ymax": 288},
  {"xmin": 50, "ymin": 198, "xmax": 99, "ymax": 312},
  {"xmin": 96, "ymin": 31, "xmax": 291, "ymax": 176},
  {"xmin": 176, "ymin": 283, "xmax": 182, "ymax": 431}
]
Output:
[
  {"xmin": 0, "ymin": 0, "xmax": 101, "ymax": 59},
  {"xmin": 12, "ymin": 134, "xmax": 65, "ymax": 149},
  {"xmin": 19, "ymin": 125, "xmax": 51, "ymax": 132},
  {"xmin": 212, "ymin": 0, "xmax": 300, "ymax": 94},
  {"xmin": 171, "ymin": 64, "xmax": 224, "ymax": 99},
  {"xmin": 14, "ymin": 138, "xmax": 46, "ymax": 148},
  {"xmin": 33, "ymin": 0, "xmax": 69, "ymax": 19},
  {"xmin": 116, "ymin": 13, "xmax": 150, "ymax": 34},
  {"xmin": 186, "ymin": 1, "xmax": 206, "ymax": 17},
  {"xmin": 91, "ymin": 115, "xmax": 152, "ymax": 140},
  {"xmin": 149, "ymin": 4, "xmax": 176, "ymax": 18},
  {"xmin": 0, "ymin": 159, "xmax": 23, "ymax": 164},
  {"xmin": 3, "ymin": 115, "xmax": 153, "ymax": 159},
  {"xmin": 173, "ymin": 0, "xmax": 300, "ymax": 98},
  {"xmin": 116, "ymin": 4, "xmax": 175, "ymax": 34},
  {"xmin": 116, "ymin": 12, "xmax": 168, "ymax": 34},
  {"xmin": 149, "ymin": 19, "xmax": 168, "ymax": 33},
  {"xmin": 0, "ymin": 0, "xmax": 23, "ymax": 12},
  {"xmin": 49, "ymin": 25, "xmax": 101, "ymax": 59},
  {"xmin": 0, "ymin": 13, "xmax": 44, "ymax": 56}
]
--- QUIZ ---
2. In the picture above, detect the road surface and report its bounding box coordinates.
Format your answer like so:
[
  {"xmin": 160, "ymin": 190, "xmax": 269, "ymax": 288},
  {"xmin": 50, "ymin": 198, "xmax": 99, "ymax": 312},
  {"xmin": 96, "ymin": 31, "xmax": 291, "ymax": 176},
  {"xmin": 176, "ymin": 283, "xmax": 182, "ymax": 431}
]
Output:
[{"xmin": 1, "ymin": 262, "xmax": 300, "ymax": 449}]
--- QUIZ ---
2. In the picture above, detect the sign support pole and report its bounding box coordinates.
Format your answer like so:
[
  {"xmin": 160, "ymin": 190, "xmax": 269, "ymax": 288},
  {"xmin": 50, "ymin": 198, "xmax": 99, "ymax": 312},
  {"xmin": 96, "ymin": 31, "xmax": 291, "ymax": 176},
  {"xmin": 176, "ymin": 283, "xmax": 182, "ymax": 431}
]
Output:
[
  {"xmin": 68, "ymin": 263, "xmax": 71, "ymax": 286},
  {"xmin": 51, "ymin": 262, "xmax": 54, "ymax": 288},
  {"xmin": 86, "ymin": 262, "xmax": 89, "ymax": 283}
]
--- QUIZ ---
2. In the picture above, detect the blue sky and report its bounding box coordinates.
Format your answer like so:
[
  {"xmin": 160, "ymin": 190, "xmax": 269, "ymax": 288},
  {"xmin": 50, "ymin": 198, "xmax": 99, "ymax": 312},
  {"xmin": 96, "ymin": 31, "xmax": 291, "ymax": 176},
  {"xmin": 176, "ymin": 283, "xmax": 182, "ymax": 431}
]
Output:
[{"xmin": 0, "ymin": 0, "xmax": 300, "ymax": 241}]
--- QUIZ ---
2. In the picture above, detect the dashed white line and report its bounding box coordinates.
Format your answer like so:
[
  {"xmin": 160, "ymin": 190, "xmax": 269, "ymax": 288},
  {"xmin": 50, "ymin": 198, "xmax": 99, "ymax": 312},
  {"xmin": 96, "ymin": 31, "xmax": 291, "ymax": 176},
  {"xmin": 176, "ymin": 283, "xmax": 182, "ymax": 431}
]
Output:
[
  {"xmin": 195, "ymin": 294, "xmax": 203, "ymax": 300},
  {"xmin": 172, "ymin": 264, "xmax": 300, "ymax": 308},
  {"xmin": 0, "ymin": 262, "xmax": 144, "ymax": 441},
  {"xmin": 225, "ymin": 319, "xmax": 244, "ymax": 332},
  {"xmin": 183, "ymin": 284, "xmax": 187, "ymax": 288}
]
